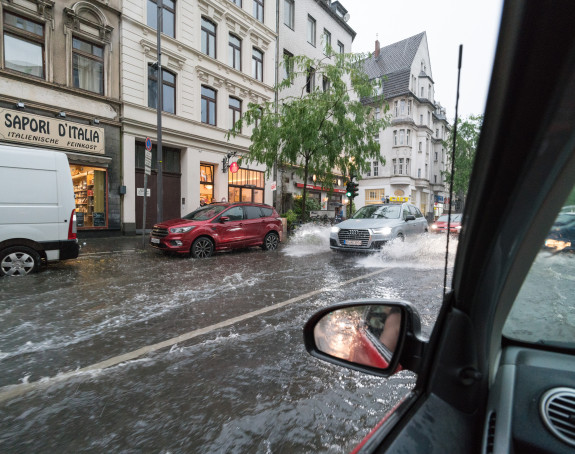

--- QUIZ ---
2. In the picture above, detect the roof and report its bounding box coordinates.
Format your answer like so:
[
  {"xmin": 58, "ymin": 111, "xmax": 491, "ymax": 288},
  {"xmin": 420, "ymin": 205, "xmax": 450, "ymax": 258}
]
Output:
[{"xmin": 362, "ymin": 32, "xmax": 427, "ymax": 99}]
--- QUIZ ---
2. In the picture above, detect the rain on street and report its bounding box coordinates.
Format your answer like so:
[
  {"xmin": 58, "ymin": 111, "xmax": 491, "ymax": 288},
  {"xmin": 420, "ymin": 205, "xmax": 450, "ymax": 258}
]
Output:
[{"xmin": 0, "ymin": 225, "xmax": 455, "ymax": 453}]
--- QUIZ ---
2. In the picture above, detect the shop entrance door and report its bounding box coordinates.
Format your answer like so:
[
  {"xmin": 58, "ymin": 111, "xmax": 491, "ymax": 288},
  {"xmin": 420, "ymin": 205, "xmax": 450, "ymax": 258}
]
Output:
[{"xmin": 135, "ymin": 170, "xmax": 181, "ymax": 230}]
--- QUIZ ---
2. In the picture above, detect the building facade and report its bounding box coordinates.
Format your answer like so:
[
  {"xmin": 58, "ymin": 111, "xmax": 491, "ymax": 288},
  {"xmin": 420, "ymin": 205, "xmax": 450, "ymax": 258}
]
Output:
[
  {"xmin": 121, "ymin": 0, "xmax": 277, "ymax": 233},
  {"xmin": 275, "ymin": 0, "xmax": 355, "ymax": 214},
  {"xmin": 0, "ymin": 0, "xmax": 123, "ymax": 235},
  {"xmin": 360, "ymin": 32, "xmax": 450, "ymax": 219}
]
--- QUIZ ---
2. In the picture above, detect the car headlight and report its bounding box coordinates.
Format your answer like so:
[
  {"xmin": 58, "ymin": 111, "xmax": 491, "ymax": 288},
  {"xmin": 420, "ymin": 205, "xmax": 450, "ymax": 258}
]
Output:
[
  {"xmin": 371, "ymin": 227, "xmax": 392, "ymax": 235},
  {"xmin": 455, "ymin": 225, "xmax": 462, "ymax": 230},
  {"xmin": 430, "ymin": 224, "xmax": 438, "ymax": 230},
  {"xmin": 169, "ymin": 226, "xmax": 195, "ymax": 233},
  {"xmin": 331, "ymin": 226, "xmax": 340, "ymax": 234}
]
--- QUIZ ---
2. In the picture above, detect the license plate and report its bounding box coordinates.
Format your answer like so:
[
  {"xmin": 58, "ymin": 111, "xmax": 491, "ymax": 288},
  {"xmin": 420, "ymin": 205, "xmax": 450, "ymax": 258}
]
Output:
[
  {"xmin": 344, "ymin": 240, "xmax": 362, "ymax": 246},
  {"xmin": 150, "ymin": 237, "xmax": 160, "ymax": 244}
]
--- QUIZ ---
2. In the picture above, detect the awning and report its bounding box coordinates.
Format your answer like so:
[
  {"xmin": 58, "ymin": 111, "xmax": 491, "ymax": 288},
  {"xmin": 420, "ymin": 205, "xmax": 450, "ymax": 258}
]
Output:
[{"xmin": 64, "ymin": 151, "xmax": 112, "ymax": 167}]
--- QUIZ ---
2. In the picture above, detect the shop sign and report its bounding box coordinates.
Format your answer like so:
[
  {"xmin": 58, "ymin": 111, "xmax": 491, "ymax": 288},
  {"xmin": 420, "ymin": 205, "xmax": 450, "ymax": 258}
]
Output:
[
  {"xmin": 0, "ymin": 109, "xmax": 105, "ymax": 154},
  {"xmin": 230, "ymin": 161, "xmax": 239, "ymax": 173},
  {"xmin": 137, "ymin": 188, "xmax": 151, "ymax": 197}
]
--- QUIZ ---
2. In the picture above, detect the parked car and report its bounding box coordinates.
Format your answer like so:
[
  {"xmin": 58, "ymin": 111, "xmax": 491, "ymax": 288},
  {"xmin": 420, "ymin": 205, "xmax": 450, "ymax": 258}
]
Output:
[
  {"xmin": 149, "ymin": 202, "xmax": 282, "ymax": 258},
  {"xmin": 0, "ymin": 145, "xmax": 79, "ymax": 276},
  {"xmin": 329, "ymin": 202, "xmax": 428, "ymax": 252},
  {"xmin": 303, "ymin": 1, "xmax": 575, "ymax": 452},
  {"xmin": 430, "ymin": 213, "xmax": 462, "ymax": 235}
]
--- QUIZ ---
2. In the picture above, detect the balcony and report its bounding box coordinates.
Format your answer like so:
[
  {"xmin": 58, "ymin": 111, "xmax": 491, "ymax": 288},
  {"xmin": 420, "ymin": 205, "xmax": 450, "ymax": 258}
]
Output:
[
  {"xmin": 414, "ymin": 178, "xmax": 428, "ymax": 188},
  {"xmin": 390, "ymin": 175, "xmax": 412, "ymax": 185},
  {"xmin": 391, "ymin": 115, "xmax": 415, "ymax": 126}
]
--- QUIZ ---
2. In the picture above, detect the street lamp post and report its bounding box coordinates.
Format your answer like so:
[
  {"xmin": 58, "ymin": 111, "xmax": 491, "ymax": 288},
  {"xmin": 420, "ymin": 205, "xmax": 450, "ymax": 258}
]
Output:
[{"xmin": 156, "ymin": 0, "xmax": 164, "ymax": 223}]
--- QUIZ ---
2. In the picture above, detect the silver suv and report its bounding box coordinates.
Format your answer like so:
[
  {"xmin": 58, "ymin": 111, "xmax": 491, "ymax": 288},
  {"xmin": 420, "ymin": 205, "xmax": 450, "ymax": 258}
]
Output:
[{"xmin": 330, "ymin": 202, "xmax": 428, "ymax": 252}]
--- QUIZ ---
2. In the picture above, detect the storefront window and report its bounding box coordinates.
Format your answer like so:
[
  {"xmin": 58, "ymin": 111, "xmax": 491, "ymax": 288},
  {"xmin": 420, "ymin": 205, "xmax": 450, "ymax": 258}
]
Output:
[
  {"xmin": 200, "ymin": 164, "xmax": 214, "ymax": 203},
  {"xmin": 71, "ymin": 165, "xmax": 107, "ymax": 228},
  {"xmin": 228, "ymin": 168, "xmax": 265, "ymax": 203}
]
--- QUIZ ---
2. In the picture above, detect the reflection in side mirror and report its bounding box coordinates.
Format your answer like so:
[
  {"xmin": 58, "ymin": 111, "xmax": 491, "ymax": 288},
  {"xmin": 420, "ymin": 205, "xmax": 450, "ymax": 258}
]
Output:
[
  {"xmin": 304, "ymin": 300, "xmax": 425, "ymax": 377},
  {"xmin": 313, "ymin": 305, "xmax": 402, "ymax": 370}
]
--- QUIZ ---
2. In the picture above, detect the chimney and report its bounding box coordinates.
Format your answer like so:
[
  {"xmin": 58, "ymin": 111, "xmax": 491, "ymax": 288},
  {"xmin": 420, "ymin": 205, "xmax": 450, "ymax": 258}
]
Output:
[{"xmin": 375, "ymin": 39, "xmax": 380, "ymax": 59}]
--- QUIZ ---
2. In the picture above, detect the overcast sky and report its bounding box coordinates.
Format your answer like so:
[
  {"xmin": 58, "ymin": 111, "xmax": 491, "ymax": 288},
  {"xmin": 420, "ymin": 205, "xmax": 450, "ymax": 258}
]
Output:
[{"xmin": 344, "ymin": 0, "xmax": 504, "ymax": 121}]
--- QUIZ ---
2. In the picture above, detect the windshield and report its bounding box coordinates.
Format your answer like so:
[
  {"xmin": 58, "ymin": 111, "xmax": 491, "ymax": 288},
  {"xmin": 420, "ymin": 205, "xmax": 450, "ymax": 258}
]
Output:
[
  {"xmin": 437, "ymin": 214, "xmax": 462, "ymax": 222},
  {"xmin": 352, "ymin": 205, "xmax": 401, "ymax": 220},
  {"xmin": 182, "ymin": 205, "xmax": 227, "ymax": 221},
  {"xmin": 503, "ymin": 186, "xmax": 575, "ymax": 348}
]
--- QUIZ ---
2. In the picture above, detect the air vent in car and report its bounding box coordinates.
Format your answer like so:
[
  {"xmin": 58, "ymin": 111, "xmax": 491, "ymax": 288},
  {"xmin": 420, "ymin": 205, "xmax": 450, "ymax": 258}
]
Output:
[
  {"xmin": 540, "ymin": 387, "xmax": 575, "ymax": 447},
  {"xmin": 485, "ymin": 412, "xmax": 496, "ymax": 453}
]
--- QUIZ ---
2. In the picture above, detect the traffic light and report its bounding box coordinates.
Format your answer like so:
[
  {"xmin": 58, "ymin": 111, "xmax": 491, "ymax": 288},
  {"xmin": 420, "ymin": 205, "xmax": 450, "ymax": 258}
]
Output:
[
  {"xmin": 346, "ymin": 181, "xmax": 353, "ymax": 198},
  {"xmin": 350, "ymin": 182, "xmax": 359, "ymax": 198},
  {"xmin": 346, "ymin": 181, "xmax": 359, "ymax": 198}
]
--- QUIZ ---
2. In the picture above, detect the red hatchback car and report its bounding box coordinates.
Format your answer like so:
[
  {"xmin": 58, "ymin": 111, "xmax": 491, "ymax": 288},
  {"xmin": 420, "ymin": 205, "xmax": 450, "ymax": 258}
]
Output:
[
  {"xmin": 430, "ymin": 213, "xmax": 462, "ymax": 235},
  {"xmin": 149, "ymin": 202, "xmax": 283, "ymax": 258}
]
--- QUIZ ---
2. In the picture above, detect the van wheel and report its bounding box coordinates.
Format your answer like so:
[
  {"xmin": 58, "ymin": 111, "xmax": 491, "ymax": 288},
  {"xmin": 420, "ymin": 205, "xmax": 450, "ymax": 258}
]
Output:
[
  {"xmin": 396, "ymin": 233, "xmax": 405, "ymax": 242},
  {"xmin": 0, "ymin": 246, "xmax": 41, "ymax": 276},
  {"xmin": 262, "ymin": 232, "xmax": 280, "ymax": 251},
  {"xmin": 191, "ymin": 237, "xmax": 214, "ymax": 258}
]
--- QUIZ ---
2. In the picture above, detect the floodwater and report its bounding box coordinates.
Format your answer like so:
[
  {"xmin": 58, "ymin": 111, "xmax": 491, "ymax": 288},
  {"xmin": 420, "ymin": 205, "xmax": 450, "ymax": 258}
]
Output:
[{"xmin": 0, "ymin": 226, "xmax": 456, "ymax": 453}]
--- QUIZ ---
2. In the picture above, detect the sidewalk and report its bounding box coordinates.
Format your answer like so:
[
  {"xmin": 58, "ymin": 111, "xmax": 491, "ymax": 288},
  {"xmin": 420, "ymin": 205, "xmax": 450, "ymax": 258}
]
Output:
[{"xmin": 77, "ymin": 235, "xmax": 146, "ymax": 254}]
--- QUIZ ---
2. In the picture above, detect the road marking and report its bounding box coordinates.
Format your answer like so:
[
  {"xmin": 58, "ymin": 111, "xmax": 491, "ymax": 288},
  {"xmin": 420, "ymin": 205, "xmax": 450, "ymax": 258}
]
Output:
[{"xmin": 0, "ymin": 268, "xmax": 388, "ymax": 403}]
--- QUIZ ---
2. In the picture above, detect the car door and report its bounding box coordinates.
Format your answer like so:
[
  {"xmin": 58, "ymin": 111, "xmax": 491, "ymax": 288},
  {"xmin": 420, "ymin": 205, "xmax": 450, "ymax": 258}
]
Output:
[
  {"xmin": 242, "ymin": 205, "xmax": 264, "ymax": 246},
  {"xmin": 304, "ymin": 2, "xmax": 575, "ymax": 452},
  {"xmin": 214, "ymin": 206, "xmax": 246, "ymax": 249}
]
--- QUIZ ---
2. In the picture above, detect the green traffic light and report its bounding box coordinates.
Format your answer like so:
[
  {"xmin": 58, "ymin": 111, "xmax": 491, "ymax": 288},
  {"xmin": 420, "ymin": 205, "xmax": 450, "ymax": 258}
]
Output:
[{"xmin": 346, "ymin": 191, "xmax": 352, "ymax": 197}]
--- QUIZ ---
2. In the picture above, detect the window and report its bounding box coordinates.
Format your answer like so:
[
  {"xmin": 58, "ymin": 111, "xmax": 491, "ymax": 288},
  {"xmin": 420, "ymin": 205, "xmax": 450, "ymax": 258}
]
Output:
[
  {"xmin": 229, "ymin": 34, "xmax": 241, "ymax": 70},
  {"xmin": 373, "ymin": 161, "xmax": 379, "ymax": 177},
  {"xmin": 283, "ymin": 50, "xmax": 293, "ymax": 80},
  {"xmin": 434, "ymin": 175, "xmax": 437, "ymax": 183},
  {"xmin": 399, "ymin": 158, "xmax": 404, "ymax": 175},
  {"xmin": 366, "ymin": 166, "xmax": 371, "ymax": 177},
  {"xmin": 201, "ymin": 18, "xmax": 216, "ymax": 58},
  {"xmin": 421, "ymin": 86, "xmax": 424, "ymax": 97},
  {"xmin": 375, "ymin": 108, "xmax": 381, "ymax": 120},
  {"xmin": 418, "ymin": 141, "xmax": 422, "ymax": 152},
  {"xmin": 428, "ymin": 112, "xmax": 431, "ymax": 125},
  {"xmin": 200, "ymin": 164, "xmax": 214, "ymax": 202},
  {"xmin": 337, "ymin": 41, "xmax": 344, "ymax": 54},
  {"xmin": 71, "ymin": 165, "xmax": 108, "ymax": 228},
  {"xmin": 420, "ymin": 114, "xmax": 423, "ymax": 124},
  {"xmin": 253, "ymin": 0, "xmax": 264, "ymax": 22},
  {"xmin": 407, "ymin": 129, "xmax": 411, "ymax": 145},
  {"xmin": 284, "ymin": 0, "xmax": 294, "ymax": 29},
  {"xmin": 399, "ymin": 129, "xmax": 405, "ymax": 145},
  {"xmin": 230, "ymin": 0, "xmax": 242, "ymax": 6},
  {"xmin": 435, "ymin": 152, "xmax": 438, "ymax": 161},
  {"xmin": 400, "ymin": 99, "xmax": 406, "ymax": 115},
  {"xmin": 72, "ymin": 37, "xmax": 104, "ymax": 94},
  {"xmin": 3, "ymin": 12, "xmax": 45, "ymax": 78},
  {"xmin": 393, "ymin": 159, "xmax": 397, "ymax": 174},
  {"xmin": 365, "ymin": 189, "xmax": 385, "ymax": 204},
  {"xmin": 307, "ymin": 15, "xmax": 316, "ymax": 46},
  {"xmin": 147, "ymin": 0, "xmax": 175, "ymax": 38},
  {"xmin": 228, "ymin": 168, "xmax": 265, "ymax": 203},
  {"xmin": 322, "ymin": 75, "xmax": 330, "ymax": 92},
  {"xmin": 201, "ymin": 86, "xmax": 216, "ymax": 125},
  {"xmin": 229, "ymin": 97, "xmax": 241, "ymax": 131},
  {"xmin": 418, "ymin": 168, "xmax": 421, "ymax": 178},
  {"xmin": 323, "ymin": 29, "xmax": 331, "ymax": 54},
  {"xmin": 393, "ymin": 130, "xmax": 398, "ymax": 146},
  {"xmin": 407, "ymin": 100, "xmax": 412, "ymax": 116},
  {"xmin": 254, "ymin": 107, "xmax": 263, "ymax": 129},
  {"xmin": 148, "ymin": 65, "xmax": 176, "ymax": 114},
  {"xmin": 306, "ymin": 67, "xmax": 315, "ymax": 93},
  {"xmin": 252, "ymin": 48, "xmax": 263, "ymax": 81},
  {"xmin": 436, "ymin": 128, "xmax": 439, "ymax": 137},
  {"xmin": 394, "ymin": 101, "xmax": 399, "ymax": 116}
]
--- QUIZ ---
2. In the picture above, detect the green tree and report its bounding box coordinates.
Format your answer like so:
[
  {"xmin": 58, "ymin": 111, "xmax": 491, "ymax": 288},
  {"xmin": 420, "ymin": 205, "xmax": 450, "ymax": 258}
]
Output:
[
  {"xmin": 227, "ymin": 49, "xmax": 390, "ymax": 221},
  {"xmin": 443, "ymin": 114, "xmax": 483, "ymax": 211}
]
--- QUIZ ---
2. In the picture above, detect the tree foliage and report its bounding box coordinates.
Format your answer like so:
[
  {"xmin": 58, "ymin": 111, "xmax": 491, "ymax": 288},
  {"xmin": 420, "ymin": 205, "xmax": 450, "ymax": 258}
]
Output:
[
  {"xmin": 443, "ymin": 114, "xmax": 483, "ymax": 206},
  {"xmin": 227, "ymin": 48, "xmax": 390, "ymax": 220}
]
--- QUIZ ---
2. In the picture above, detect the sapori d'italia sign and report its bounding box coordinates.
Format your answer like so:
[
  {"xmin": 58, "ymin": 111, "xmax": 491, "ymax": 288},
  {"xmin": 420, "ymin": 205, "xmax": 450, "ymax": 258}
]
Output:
[{"xmin": 0, "ymin": 109, "xmax": 105, "ymax": 154}]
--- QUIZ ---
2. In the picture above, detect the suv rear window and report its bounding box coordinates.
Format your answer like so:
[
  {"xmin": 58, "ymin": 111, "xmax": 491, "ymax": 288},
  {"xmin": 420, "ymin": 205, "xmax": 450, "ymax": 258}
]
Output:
[
  {"xmin": 245, "ymin": 206, "xmax": 263, "ymax": 219},
  {"xmin": 261, "ymin": 207, "xmax": 273, "ymax": 217}
]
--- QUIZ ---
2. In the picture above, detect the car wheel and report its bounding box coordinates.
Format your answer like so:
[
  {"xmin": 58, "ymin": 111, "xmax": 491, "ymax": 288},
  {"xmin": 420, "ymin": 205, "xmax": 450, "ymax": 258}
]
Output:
[
  {"xmin": 396, "ymin": 233, "xmax": 405, "ymax": 242},
  {"xmin": 262, "ymin": 232, "xmax": 280, "ymax": 251},
  {"xmin": 191, "ymin": 237, "xmax": 214, "ymax": 258},
  {"xmin": 0, "ymin": 246, "xmax": 41, "ymax": 276}
]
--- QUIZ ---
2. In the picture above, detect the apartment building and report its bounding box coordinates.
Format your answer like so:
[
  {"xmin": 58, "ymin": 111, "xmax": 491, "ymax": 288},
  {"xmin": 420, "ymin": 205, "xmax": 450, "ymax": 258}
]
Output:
[
  {"xmin": 360, "ymin": 32, "xmax": 450, "ymax": 219},
  {"xmin": 0, "ymin": 0, "xmax": 123, "ymax": 234},
  {"xmin": 121, "ymin": 0, "xmax": 277, "ymax": 233},
  {"xmin": 275, "ymin": 0, "xmax": 355, "ymax": 213}
]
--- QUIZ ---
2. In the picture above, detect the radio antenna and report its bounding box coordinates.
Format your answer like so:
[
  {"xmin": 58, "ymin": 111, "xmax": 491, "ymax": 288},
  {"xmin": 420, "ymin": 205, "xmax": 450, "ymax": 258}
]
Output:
[{"xmin": 443, "ymin": 44, "xmax": 462, "ymax": 300}]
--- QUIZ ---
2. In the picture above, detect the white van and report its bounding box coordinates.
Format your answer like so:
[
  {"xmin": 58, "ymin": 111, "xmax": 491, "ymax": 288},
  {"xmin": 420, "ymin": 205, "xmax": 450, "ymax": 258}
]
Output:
[{"xmin": 0, "ymin": 145, "xmax": 79, "ymax": 276}]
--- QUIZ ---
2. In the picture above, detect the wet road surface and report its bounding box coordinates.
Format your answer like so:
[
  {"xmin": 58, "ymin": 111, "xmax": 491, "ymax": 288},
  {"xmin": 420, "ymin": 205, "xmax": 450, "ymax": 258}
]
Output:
[{"xmin": 0, "ymin": 225, "xmax": 455, "ymax": 453}]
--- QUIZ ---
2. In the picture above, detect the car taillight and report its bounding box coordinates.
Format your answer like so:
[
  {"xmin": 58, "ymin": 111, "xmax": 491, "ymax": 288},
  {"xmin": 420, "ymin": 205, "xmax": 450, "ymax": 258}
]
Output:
[{"xmin": 68, "ymin": 209, "xmax": 77, "ymax": 240}]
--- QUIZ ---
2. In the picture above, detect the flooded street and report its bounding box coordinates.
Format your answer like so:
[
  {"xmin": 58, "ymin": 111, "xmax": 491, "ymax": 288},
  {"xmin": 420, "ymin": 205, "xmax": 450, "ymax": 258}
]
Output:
[{"xmin": 0, "ymin": 226, "xmax": 455, "ymax": 453}]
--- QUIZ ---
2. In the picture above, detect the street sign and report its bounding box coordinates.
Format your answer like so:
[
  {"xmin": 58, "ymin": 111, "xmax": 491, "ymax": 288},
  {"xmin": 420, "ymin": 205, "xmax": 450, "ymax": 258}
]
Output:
[
  {"xmin": 145, "ymin": 150, "xmax": 152, "ymax": 175},
  {"xmin": 145, "ymin": 137, "xmax": 152, "ymax": 151},
  {"xmin": 230, "ymin": 161, "xmax": 239, "ymax": 173},
  {"xmin": 270, "ymin": 181, "xmax": 277, "ymax": 191}
]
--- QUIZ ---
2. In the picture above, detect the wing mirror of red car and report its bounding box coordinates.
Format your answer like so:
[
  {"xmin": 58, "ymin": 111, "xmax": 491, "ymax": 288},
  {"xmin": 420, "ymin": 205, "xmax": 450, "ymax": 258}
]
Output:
[
  {"xmin": 220, "ymin": 216, "xmax": 230, "ymax": 223},
  {"xmin": 303, "ymin": 299, "xmax": 427, "ymax": 377}
]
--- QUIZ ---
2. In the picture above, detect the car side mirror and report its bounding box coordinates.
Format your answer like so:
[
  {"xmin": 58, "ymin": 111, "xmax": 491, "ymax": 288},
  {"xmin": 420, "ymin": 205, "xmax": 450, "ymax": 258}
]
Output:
[
  {"xmin": 303, "ymin": 299, "xmax": 427, "ymax": 377},
  {"xmin": 405, "ymin": 214, "xmax": 416, "ymax": 221},
  {"xmin": 220, "ymin": 216, "xmax": 230, "ymax": 223}
]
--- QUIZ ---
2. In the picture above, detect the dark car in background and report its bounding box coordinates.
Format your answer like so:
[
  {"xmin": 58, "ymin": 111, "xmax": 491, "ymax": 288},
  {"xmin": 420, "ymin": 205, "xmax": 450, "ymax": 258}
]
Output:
[
  {"xmin": 330, "ymin": 201, "xmax": 428, "ymax": 252},
  {"xmin": 150, "ymin": 202, "xmax": 282, "ymax": 258}
]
